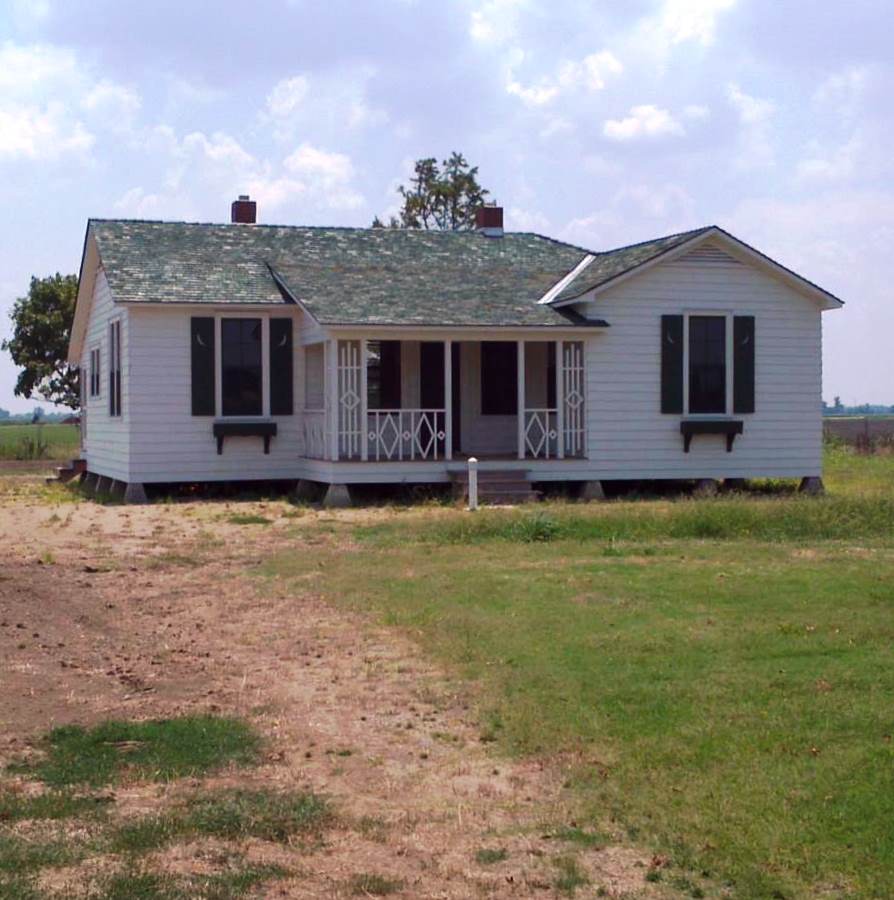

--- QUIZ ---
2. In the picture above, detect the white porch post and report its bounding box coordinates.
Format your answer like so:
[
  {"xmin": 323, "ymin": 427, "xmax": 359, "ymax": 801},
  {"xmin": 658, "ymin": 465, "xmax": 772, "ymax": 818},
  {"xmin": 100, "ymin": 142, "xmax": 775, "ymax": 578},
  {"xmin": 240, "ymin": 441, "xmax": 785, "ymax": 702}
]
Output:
[
  {"xmin": 444, "ymin": 339, "xmax": 452, "ymax": 461},
  {"xmin": 517, "ymin": 340, "xmax": 526, "ymax": 460},
  {"xmin": 360, "ymin": 338, "xmax": 369, "ymax": 461},
  {"xmin": 327, "ymin": 339, "xmax": 339, "ymax": 461},
  {"xmin": 555, "ymin": 340, "xmax": 564, "ymax": 460}
]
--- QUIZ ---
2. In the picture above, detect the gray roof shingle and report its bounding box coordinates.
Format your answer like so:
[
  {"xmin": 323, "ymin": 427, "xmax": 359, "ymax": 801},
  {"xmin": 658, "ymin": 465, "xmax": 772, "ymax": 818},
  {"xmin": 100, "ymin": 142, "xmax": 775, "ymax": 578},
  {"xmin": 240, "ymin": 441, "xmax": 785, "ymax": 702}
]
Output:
[{"xmin": 89, "ymin": 219, "xmax": 714, "ymax": 328}]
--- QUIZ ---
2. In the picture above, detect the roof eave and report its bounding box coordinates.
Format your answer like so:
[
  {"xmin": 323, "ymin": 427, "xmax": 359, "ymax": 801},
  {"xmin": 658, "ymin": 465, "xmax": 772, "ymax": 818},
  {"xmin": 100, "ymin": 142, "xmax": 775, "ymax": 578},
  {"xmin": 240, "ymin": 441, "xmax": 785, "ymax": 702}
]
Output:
[{"xmin": 549, "ymin": 226, "xmax": 845, "ymax": 310}]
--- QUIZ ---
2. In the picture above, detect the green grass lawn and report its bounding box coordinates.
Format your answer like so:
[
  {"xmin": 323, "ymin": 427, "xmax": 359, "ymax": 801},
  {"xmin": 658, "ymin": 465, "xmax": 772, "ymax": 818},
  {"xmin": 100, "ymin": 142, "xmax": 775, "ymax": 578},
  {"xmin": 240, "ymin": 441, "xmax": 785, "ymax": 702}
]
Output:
[
  {"xmin": 0, "ymin": 423, "xmax": 79, "ymax": 460},
  {"xmin": 263, "ymin": 448, "xmax": 894, "ymax": 899}
]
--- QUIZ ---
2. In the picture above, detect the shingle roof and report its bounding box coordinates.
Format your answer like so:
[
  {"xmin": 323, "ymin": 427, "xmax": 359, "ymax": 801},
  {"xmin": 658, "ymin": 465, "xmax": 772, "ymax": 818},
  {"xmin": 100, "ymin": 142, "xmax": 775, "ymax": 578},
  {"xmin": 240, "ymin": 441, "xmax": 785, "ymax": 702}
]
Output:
[
  {"xmin": 89, "ymin": 219, "xmax": 610, "ymax": 328},
  {"xmin": 552, "ymin": 226, "xmax": 713, "ymax": 303}
]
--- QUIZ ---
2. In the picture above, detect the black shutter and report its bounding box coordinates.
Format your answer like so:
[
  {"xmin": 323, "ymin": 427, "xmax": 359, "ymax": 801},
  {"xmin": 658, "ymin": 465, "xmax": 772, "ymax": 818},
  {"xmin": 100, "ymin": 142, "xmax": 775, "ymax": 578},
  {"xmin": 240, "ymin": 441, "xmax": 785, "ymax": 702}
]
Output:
[
  {"xmin": 660, "ymin": 315, "xmax": 684, "ymax": 414},
  {"xmin": 191, "ymin": 317, "xmax": 215, "ymax": 416},
  {"xmin": 733, "ymin": 315, "xmax": 755, "ymax": 414},
  {"xmin": 269, "ymin": 319, "xmax": 294, "ymax": 415}
]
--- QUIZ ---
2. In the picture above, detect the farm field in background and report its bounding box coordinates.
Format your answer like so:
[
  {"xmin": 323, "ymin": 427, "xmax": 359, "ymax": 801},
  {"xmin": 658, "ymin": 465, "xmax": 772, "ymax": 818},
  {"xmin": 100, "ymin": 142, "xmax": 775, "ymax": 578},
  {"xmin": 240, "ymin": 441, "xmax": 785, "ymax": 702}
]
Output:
[
  {"xmin": 0, "ymin": 423, "xmax": 79, "ymax": 460},
  {"xmin": 263, "ymin": 448, "xmax": 894, "ymax": 899}
]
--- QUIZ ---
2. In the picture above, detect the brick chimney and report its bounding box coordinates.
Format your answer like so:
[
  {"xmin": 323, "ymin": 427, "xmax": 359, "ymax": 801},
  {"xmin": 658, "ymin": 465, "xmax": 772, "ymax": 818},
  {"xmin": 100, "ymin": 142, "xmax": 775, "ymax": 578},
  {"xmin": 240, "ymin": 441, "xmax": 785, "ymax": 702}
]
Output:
[
  {"xmin": 475, "ymin": 204, "xmax": 503, "ymax": 237},
  {"xmin": 231, "ymin": 194, "xmax": 257, "ymax": 224}
]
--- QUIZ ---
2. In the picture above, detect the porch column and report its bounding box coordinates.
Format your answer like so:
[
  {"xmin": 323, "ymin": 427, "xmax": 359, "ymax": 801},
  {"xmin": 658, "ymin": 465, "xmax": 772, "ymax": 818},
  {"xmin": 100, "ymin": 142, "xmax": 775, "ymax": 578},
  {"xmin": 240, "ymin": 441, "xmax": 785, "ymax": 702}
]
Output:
[
  {"xmin": 555, "ymin": 340, "xmax": 564, "ymax": 459},
  {"xmin": 360, "ymin": 338, "xmax": 369, "ymax": 461},
  {"xmin": 517, "ymin": 340, "xmax": 526, "ymax": 460},
  {"xmin": 327, "ymin": 339, "xmax": 339, "ymax": 461},
  {"xmin": 444, "ymin": 339, "xmax": 452, "ymax": 460}
]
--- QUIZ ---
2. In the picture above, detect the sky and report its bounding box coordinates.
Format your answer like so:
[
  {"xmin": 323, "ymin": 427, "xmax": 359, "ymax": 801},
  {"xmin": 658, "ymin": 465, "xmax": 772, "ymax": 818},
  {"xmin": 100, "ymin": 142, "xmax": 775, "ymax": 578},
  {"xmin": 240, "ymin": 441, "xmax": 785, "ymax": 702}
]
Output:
[{"xmin": 0, "ymin": 0, "xmax": 890, "ymax": 412}]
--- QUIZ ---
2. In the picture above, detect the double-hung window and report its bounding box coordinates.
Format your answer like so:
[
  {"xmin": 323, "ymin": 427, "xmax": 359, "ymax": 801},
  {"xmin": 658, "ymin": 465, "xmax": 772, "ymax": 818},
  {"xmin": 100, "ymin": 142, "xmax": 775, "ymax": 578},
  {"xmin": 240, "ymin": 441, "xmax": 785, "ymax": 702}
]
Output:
[
  {"xmin": 221, "ymin": 318, "xmax": 263, "ymax": 416},
  {"xmin": 108, "ymin": 320, "xmax": 122, "ymax": 417},
  {"xmin": 89, "ymin": 347, "xmax": 101, "ymax": 398},
  {"xmin": 688, "ymin": 315, "xmax": 727, "ymax": 414}
]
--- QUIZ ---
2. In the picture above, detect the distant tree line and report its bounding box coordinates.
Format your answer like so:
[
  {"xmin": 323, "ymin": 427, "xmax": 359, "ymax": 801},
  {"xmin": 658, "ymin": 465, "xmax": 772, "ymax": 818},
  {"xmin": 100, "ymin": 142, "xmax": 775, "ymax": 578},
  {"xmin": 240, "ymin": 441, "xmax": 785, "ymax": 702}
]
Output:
[{"xmin": 823, "ymin": 397, "xmax": 894, "ymax": 416}]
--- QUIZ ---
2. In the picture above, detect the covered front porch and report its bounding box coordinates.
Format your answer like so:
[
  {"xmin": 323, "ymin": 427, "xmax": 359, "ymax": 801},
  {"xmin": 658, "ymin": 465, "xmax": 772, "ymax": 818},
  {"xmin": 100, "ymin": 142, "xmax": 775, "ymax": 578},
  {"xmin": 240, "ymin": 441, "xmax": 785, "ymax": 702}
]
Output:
[{"xmin": 298, "ymin": 336, "xmax": 587, "ymax": 465}]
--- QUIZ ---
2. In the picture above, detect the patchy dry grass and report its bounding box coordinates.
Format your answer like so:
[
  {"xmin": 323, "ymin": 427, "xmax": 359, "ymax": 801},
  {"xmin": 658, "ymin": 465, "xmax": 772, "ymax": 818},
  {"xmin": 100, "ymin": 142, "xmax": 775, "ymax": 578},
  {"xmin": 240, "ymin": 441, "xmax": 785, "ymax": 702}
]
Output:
[
  {"xmin": 260, "ymin": 450, "xmax": 894, "ymax": 899},
  {"xmin": 0, "ymin": 717, "xmax": 325, "ymax": 899}
]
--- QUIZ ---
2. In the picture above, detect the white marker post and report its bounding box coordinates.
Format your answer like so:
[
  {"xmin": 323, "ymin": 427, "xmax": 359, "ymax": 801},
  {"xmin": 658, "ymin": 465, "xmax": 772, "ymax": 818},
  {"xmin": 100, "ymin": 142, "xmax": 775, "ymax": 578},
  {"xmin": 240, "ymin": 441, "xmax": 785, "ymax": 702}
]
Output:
[{"xmin": 467, "ymin": 457, "xmax": 479, "ymax": 511}]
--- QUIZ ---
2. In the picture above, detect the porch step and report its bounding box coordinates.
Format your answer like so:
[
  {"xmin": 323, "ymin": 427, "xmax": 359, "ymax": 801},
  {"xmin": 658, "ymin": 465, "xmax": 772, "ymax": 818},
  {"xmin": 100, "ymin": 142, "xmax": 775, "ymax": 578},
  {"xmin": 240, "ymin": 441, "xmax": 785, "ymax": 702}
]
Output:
[
  {"xmin": 45, "ymin": 458, "xmax": 86, "ymax": 485},
  {"xmin": 450, "ymin": 469, "xmax": 539, "ymax": 505}
]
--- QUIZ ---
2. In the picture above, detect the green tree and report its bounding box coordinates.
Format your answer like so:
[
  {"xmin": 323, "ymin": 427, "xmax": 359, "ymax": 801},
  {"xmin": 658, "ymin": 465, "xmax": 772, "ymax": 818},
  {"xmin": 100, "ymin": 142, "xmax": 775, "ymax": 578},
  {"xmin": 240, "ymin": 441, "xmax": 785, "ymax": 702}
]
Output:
[
  {"xmin": 376, "ymin": 152, "xmax": 490, "ymax": 231},
  {"xmin": 2, "ymin": 273, "xmax": 79, "ymax": 409}
]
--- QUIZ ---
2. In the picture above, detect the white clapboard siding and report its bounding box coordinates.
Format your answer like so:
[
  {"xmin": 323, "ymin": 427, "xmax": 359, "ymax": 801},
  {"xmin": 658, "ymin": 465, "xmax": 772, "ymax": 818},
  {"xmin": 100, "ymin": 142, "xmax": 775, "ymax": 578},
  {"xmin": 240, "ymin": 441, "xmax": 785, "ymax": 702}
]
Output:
[
  {"xmin": 576, "ymin": 240, "xmax": 824, "ymax": 479},
  {"xmin": 126, "ymin": 306, "xmax": 305, "ymax": 482},
  {"xmin": 80, "ymin": 269, "xmax": 130, "ymax": 480}
]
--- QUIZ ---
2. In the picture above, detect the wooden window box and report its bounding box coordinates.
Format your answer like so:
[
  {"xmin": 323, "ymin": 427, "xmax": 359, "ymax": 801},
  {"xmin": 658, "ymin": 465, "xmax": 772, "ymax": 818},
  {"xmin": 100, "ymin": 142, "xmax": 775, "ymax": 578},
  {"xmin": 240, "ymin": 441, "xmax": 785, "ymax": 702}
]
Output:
[
  {"xmin": 680, "ymin": 419, "xmax": 743, "ymax": 453},
  {"xmin": 213, "ymin": 421, "xmax": 278, "ymax": 455}
]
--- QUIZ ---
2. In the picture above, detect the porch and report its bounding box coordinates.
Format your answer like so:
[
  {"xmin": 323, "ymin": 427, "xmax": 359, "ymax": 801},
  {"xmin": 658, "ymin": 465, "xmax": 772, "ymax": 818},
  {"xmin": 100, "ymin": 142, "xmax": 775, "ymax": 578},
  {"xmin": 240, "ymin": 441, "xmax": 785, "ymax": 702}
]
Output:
[{"xmin": 298, "ymin": 338, "xmax": 587, "ymax": 465}]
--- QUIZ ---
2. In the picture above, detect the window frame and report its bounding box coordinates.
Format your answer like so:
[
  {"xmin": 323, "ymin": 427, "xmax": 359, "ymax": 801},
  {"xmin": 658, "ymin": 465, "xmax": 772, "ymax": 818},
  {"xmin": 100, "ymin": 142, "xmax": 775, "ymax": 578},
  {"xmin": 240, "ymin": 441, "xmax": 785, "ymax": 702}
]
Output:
[
  {"xmin": 108, "ymin": 319, "xmax": 122, "ymax": 417},
  {"xmin": 89, "ymin": 346, "xmax": 101, "ymax": 398},
  {"xmin": 682, "ymin": 311, "xmax": 735, "ymax": 417},
  {"xmin": 219, "ymin": 316, "xmax": 265, "ymax": 417},
  {"xmin": 213, "ymin": 313, "xmax": 272, "ymax": 419}
]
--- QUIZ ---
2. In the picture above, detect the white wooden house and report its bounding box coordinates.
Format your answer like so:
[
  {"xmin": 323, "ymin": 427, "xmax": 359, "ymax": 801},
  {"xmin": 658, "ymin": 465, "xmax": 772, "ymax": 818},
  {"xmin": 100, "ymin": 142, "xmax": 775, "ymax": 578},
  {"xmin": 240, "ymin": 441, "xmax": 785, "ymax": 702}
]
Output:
[{"xmin": 67, "ymin": 199, "xmax": 842, "ymax": 504}]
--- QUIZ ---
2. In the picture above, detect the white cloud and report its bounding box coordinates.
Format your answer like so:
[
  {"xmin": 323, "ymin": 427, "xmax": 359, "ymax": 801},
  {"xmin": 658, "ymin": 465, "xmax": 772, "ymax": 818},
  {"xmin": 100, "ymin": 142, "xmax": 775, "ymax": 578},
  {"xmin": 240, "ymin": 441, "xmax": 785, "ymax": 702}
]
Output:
[
  {"xmin": 507, "ymin": 206, "xmax": 550, "ymax": 233},
  {"xmin": 82, "ymin": 81, "xmax": 141, "ymax": 132},
  {"xmin": 684, "ymin": 104, "xmax": 710, "ymax": 120},
  {"xmin": 656, "ymin": 0, "xmax": 737, "ymax": 45},
  {"xmin": 813, "ymin": 66, "xmax": 869, "ymax": 119},
  {"xmin": 726, "ymin": 83, "xmax": 775, "ymax": 168},
  {"xmin": 603, "ymin": 105, "xmax": 684, "ymax": 141},
  {"xmin": 727, "ymin": 82, "xmax": 774, "ymax": 125},
  {"xmin": 796, "ymin": 135, "xmax": 862, "ymax": 182},
  {"xmin": 506, "ymin": 50, "xmax": 622, "ymax": 107},
  {"xmin": 265, "ymin": 76, "xmax": 309, "ymax": 119},
  {"xmin": 469, "ymin": 0, "xmax": 525, "ymax": 44},
  {"xmin": 262, "ymin": 69, "xmax": 386, "ymax": 139},
  {"xmin": 0, "ymin": 42, "xmax": 144, "ymax": 161},
  {"xmin": 0, "ymin": 41, "xmax": 78, "ymax": 92},
  {"xmin": 117, "ymin": 131, "xmax": 363, "ymax": 219},
  {"xmin": 0, "ymin": 102, "xmax": 94, "ymax": 161}
]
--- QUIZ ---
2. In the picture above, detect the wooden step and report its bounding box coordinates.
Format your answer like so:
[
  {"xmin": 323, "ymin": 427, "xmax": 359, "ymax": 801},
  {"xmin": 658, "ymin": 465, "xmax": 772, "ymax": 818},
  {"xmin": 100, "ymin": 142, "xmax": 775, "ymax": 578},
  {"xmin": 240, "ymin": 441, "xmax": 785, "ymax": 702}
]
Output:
[{"xmin": 452, "ymin": 469, "xmax": 528, "ymax": 483}]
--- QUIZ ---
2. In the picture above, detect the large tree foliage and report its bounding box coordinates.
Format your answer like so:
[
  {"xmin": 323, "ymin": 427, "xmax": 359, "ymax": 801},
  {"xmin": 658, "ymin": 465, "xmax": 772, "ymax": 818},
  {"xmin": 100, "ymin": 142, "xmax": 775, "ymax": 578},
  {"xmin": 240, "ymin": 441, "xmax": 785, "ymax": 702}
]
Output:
[
  {"xmin": 374, "ymin": 152, "xmax": 490, "ymax": 231},
  {"xmin": 2, "ymin": 273, "xmax": 80, "ymax": 409}
]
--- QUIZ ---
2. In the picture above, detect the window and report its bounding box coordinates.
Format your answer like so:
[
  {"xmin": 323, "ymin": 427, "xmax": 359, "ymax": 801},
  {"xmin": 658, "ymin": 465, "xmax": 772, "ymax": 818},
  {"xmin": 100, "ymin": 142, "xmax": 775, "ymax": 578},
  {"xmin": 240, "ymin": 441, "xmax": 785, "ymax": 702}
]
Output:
[
  {"xmin": 304, "ymin": 343, "xmax": 325, "ymax": 409},
  {"xmin": 108, "ymin": 321, "xmax": 122, "ymax": 417},
  {"xmin": 367, "ymin": 340, "xmax": 401, "ymax": 409},
  {"xmin": 688, "ymin": 315, "xmax": 726, "ymax": 414},
  {"xmin": 89, "ymin": 348, "xmax": 100, "ymax": 398},
  {"xmin": 481, "ymin": 341, "xmax": 517, "ymax": 415},
  {"xmin": 221, "ymin": 318, "xmax": 263, "ymax": 416}
]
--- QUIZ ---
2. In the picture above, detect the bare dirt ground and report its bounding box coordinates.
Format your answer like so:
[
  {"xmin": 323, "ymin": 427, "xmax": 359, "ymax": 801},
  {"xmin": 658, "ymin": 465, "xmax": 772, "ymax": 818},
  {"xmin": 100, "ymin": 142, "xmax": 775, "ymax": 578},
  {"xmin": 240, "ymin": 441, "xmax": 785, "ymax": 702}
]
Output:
[{"xmin": 0, "ymin": 475, "xmax": 671, "ymax": 898}]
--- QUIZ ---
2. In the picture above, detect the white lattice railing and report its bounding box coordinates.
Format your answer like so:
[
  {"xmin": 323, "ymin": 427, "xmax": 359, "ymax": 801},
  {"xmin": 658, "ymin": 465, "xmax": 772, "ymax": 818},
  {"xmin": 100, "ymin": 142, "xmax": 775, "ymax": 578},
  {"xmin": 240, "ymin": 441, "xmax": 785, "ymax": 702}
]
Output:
[
  {"xmin": 302, "ymin": 409, "xmax": 328, "ymax": 459},
  {"xmin": 562, "ymin": 342, "xmax": 585, "ymax": 457},
  {"xmin": 524, "ymin": 408, "xmax": 559, "ymax": 459},
  {"xmin": 367, "ymin": 409, "xmax": 446, "ymax": 461}
]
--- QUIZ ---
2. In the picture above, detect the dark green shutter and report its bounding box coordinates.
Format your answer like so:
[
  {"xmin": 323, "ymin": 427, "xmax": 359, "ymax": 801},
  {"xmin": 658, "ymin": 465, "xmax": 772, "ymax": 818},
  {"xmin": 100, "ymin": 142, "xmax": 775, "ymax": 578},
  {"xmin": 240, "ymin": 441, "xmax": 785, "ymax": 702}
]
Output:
[
  {"xmin": 733, "ymin": 316, "xmax": 755, "ymax": 414},
  {"xmin": 190, "ymin": 317, "xmax": 215, "ymax": 416},
  {"xmin": 269, "ymin": 318, "xmax": 294, "ymax": 416},
  {"xmin": 660, "ymin": 315, "xmax": 684, "ymax": 414}
]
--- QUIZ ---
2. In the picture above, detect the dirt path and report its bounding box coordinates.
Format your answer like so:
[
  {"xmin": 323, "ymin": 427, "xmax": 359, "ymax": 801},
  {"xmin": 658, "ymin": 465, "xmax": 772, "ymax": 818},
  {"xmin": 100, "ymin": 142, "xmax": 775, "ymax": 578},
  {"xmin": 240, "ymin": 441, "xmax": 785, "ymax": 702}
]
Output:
[{"xmin": 0, "ymin": 479, "xmax": 666, "ymax": 898}]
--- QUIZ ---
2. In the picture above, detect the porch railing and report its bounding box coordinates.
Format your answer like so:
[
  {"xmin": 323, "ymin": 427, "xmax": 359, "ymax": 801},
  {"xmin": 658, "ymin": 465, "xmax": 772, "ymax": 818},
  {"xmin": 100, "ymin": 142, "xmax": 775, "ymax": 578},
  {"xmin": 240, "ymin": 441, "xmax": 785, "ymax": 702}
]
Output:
[
  {"xmin": 367, "ymin": 409, "xmax": 446, "ymax": 461},
  {"xmin": 524, "ymin": 408, "xmax": 560, "ymax": 459},
  {"xmin": 301, "ymin": 409, "xmax": 328, "ymax": 459}
]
